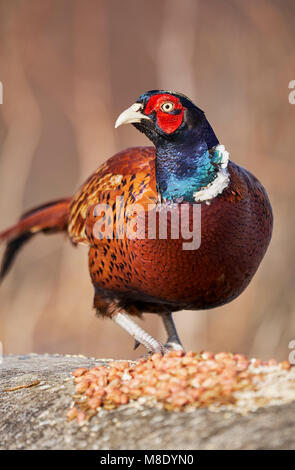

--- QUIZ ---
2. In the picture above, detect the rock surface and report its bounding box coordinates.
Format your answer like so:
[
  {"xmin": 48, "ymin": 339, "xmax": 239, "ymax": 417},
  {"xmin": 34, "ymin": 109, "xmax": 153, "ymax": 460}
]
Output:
[{"xmin": 0, "ymin": 354, "xmax": 295, "ymax": 450}]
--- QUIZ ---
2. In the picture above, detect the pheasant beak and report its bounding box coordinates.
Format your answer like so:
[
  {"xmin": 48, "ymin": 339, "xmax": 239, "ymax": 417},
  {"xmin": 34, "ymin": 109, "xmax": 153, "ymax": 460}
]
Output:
[{"xmin": 115, "ymin": 103, "xmax": 151, "ymax": 128}]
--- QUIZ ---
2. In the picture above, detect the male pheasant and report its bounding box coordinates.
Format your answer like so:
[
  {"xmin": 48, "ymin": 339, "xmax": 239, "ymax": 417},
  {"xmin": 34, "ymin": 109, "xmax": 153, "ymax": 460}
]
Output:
[{"xmin": 0, "ymin": 90, "xmax": 273, "ymax": 353}]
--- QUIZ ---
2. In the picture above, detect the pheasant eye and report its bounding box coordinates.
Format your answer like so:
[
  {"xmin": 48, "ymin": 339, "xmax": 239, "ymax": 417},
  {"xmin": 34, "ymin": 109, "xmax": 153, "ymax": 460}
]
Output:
[{"xmin": 160, "ymin": 101, "xmax": 175, "ymax": 113}]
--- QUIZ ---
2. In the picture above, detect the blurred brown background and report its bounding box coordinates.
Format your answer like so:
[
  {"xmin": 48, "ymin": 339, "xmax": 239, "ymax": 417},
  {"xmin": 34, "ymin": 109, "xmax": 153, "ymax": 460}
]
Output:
[{"xmin": 0, "ymin": 0, "xmax": 294, "ymax": 360}]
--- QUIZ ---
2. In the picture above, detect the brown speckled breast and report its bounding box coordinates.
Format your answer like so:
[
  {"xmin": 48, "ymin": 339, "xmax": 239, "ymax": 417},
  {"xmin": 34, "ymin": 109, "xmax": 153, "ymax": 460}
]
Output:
[{"xmin": 68, "ymin": 147, "xmax": 273, "ymax": 315}]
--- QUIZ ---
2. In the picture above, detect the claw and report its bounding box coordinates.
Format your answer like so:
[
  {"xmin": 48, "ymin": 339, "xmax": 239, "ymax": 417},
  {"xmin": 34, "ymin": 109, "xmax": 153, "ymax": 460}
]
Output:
[
  {"xmin": 113, "ymin": 311, "xmax": 166, "ymax": 354},
  {"xmin": 133, "ymin": 339, "xmax": 141, "ymax": 350},
  {"xmin": 164, "ymin": 341, "xmax": 185, "ymax": 352}
]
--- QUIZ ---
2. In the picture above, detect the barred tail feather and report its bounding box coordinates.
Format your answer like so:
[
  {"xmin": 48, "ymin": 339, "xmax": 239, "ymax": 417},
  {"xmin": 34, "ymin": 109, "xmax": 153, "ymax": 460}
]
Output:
[{"xmin": 0, "ymin": 197, "xmax": 71, "ymax": 281}]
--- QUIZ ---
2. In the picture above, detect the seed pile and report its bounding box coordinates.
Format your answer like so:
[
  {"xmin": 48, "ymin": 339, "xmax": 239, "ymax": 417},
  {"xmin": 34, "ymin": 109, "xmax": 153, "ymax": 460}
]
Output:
[{"xmin": 67, "ymin": 350, "xmax": 291, "ymax": 423}]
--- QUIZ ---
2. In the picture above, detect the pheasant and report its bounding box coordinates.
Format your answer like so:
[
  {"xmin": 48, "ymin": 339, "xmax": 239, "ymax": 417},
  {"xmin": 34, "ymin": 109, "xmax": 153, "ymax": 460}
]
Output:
[{"xmin": 0, "ymin": 90, "xmax": 273, "ymax": 353}]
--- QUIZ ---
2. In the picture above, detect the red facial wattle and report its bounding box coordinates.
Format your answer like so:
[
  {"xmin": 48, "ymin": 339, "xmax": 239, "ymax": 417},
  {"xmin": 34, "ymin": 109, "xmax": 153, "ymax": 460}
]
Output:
[{"xmin": 144, "ymin": 94, "xmax": 184, "ymax": 134}]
